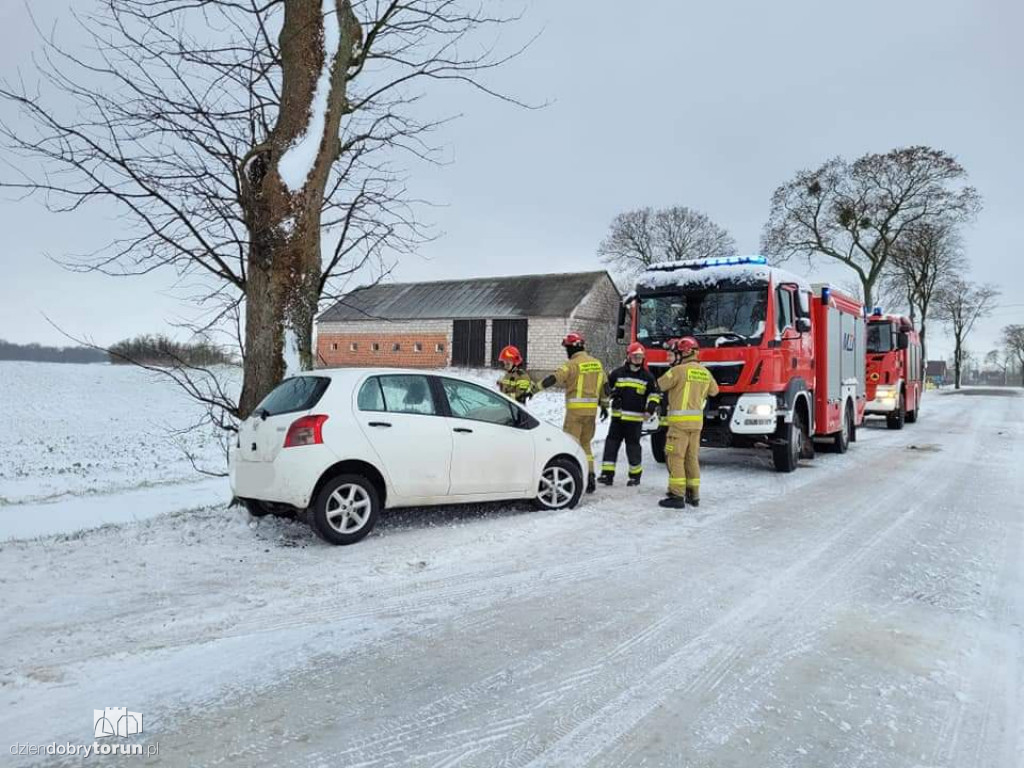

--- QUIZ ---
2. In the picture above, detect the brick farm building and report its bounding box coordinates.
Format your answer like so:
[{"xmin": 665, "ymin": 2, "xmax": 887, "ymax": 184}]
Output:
[{"xmin": 316, "ymin": 271, "xmax": 621, "ymax": 374}]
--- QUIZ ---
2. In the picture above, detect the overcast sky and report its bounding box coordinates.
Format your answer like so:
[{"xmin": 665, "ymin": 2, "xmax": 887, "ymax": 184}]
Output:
[{"xmin": 1, "ymin": 0, "xmax": 1021, "ymax": 361}]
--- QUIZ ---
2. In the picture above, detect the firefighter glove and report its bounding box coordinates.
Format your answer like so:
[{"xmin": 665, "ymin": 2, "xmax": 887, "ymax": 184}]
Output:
[
  {"xmin": 600, "ymin": 405, "xmax": 609, "ymax": 422},
  {"xmin": 646, "ymin": 401, "xmax": 659, "ymax": 416}
]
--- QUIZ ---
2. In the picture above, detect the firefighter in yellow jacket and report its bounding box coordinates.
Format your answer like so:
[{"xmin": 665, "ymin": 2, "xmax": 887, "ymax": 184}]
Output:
[
  {"xmin": 534, "ymin": 332, "xmax": 609, "ymax": 493},
  {"xmin": 656, "ymin": 337, "xmax": 719, "ymax": 508},
  {"xmin": 496, "ymin": 345, "xmax": 533, "ymax": 404}
]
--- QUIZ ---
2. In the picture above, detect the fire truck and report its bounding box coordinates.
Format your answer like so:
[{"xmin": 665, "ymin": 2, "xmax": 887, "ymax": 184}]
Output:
[
  {"xmin": 864, "ymin": 310, "xmax": 922, "ymax": 429},
  {"xmin": 617, "ymin": 255, "xmax": 867, "ymax": 472}
]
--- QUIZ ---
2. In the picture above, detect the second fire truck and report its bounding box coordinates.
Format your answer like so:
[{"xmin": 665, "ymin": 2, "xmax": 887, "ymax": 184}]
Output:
[
  {"xmin": 618, "ymin": 255, "xmax": 867, "ymax": 472},
  {"xmin": 864, "ymin": 310, "xmax": 923, "ymax": 429}
]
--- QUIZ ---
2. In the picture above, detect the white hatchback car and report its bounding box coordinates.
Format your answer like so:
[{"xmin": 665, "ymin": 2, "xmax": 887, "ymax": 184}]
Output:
[{"xmin": 230, "ymin": 368, "xmax": 587, "ymax": 544}]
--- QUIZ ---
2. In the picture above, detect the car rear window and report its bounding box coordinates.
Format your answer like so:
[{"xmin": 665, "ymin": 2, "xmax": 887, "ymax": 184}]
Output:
[{"xmin": 256, "ymin": 376, "xmax": 330, "ymax": 417}]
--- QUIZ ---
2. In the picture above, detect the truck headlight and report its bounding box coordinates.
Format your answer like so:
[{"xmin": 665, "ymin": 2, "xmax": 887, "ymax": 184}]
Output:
[{"xmin": 752, "ymin": 403, "xmax": 774, "ymax": 416}]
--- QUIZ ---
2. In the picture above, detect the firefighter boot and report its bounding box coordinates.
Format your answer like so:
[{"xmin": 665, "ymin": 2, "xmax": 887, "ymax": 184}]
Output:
[
  {"xmin": 586, "ymin": 473, "xmax": 597, "ymax": 494},
  {"xmin": 597, "ymin": 472, "xmax": 614, "ymax": 487},
  {"xmin": 685, "ymin": 490, "xmax": 700, "ymax": 507},
  {"xmin": 626, "ymin": 476, "xmax": 641, "ymax": 487},
  {"xmin": 658, "ymin": 494, "xmax": 687, "ymax": 509}
]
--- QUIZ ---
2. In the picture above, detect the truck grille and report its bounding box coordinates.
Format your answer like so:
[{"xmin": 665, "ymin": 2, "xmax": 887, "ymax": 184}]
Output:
[{"xmin": 705, "ymin": 362, "xmax": 745, "ymax": 386}]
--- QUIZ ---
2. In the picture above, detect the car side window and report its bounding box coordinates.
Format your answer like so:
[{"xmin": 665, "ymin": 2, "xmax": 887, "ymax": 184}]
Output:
[
  {"xmin": 441, "ymin": 379, "xmax": 517, "ymax": 427},
  {"xmin": 357, "ymin": 377, "xmax": 386, "ymax": 411},
  {"xmin": 378, "ymin": 375, "xmax": 438, "ymax": 416}
]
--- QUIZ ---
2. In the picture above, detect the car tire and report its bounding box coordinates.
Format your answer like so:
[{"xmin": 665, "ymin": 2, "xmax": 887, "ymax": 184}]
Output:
[
  {"xmin": 309, "ymin": 474, "xmax": 380, "ymax": 545},
  {"xmin": 533, "ymin": 457, "xmax": 584, "ymax": 511},
  {"xmin": 650, "ymin": 427, "xmax": 667, "ymax": 464},
  {"xmin": 242, "ymin": 499, "xmax": 272, "ymax": 518}
]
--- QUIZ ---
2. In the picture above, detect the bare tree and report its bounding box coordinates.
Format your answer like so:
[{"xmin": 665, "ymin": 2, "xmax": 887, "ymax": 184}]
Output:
[
  {"xmin": 934, "ymin": 279, "xmax": 999, "ymax": 389},
  {"xmin": 984, "ymin": 349, "xmax": 1009, "ymax": 386},
  {"xmin": 761, "ymin": 146, "xmax": 980, "ymax": 309},
  {"xmin": 1002, "ymin": 325, "xmax": 1024, "ymax": 387},
  {"xmin": 598, "ymin": 205, "xmax": 735, "ymax": 283},
  {"xmin": 882, "ymin": 220, "xmax": 966, "ymax": 372},
  {"xmin": 1, "ymin": 0, "xmax": 530, "ymax": 421}
]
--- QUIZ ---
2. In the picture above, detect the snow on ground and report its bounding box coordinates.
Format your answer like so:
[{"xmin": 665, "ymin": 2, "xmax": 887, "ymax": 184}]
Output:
[{"xmin": 1, "ymin": 364, "xmax": 1022, "ymax": 767}]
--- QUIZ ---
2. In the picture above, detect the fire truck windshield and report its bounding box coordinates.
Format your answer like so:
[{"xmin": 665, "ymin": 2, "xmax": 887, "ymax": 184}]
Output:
[
  {"xmin": 636, "ymin": 289, "xmax": 768, "ymax": 346},
  {"xmin": 866, "ymin": 322, "xmax": 895, "ymax": 353}
]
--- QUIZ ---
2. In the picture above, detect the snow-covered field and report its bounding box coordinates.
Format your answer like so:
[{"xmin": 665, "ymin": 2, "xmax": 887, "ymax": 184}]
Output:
[{"xmin": 1, "ymin": 363, "xmax": 1022, "ymax": 767}]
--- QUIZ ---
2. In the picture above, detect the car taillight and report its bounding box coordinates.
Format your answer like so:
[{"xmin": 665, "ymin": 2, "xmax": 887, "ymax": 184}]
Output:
[{"xmin": 283, "ymin": 414, "xmax": 329, "ymax": 448}]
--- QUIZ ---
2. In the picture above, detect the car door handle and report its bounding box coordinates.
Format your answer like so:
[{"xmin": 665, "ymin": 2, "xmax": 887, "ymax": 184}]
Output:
[
  {"xmin": 453, "ymin": 427, "xmax": 473, "ymax": 434},
  {"xmin": 368, "ymin": 421, "xmax": 392, "ymax": 428}
]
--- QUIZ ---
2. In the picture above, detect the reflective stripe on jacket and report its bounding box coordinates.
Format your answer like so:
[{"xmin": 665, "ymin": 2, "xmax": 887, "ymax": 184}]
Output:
[
  {"xmin": 606, "ymin": 363, "xmax": 659, "ymax": 422},
  {"xmin": 656, "ymin": 361, "xmax": 720, "ymax": 431},
  {"xmin": 498, "ymin": 368, "xmax": 533, "ymax": 402},
  {"xmin": 553, "ymin": 352, "xmax": 607, "ymax": 413}
]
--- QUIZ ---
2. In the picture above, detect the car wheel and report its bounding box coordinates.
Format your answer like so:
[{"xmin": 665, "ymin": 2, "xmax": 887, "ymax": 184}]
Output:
[
  {"xmin": 310, "ymin": 474, "xmax": 380, "ymax": 545},
  {"xmin": 534, "ymin": 457, "xmax": 583, "ymax": 511},
  {"xmin": 650, "ymin": 427, "xmax": 667, "ymax": 464},
  {"xmin": 243, "ymin": 499, "xmax": 272, "ymax": 518}
]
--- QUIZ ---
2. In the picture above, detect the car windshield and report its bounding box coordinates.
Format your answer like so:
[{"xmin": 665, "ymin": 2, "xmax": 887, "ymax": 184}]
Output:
[
  {"xmin": 867, "ymin": 322, "xmax": 894, "ymax": 353},
  {"xmin": 636, "ymin": 288, "xmax": 768, "ymax": 346}
]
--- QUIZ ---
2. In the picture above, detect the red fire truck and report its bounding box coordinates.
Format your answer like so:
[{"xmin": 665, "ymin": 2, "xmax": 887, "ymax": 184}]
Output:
[
  {"xmin": 617, "ymin": 255, "xmax": 867, "ymax": 472},
  {"xmin": 864, "ymin": 310, "xmax": 922, "ymax": 429}
]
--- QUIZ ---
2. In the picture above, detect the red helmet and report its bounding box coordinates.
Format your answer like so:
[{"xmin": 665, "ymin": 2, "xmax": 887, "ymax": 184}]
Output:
[
  {"xmin": 561, "ymin": 332, "xmax": 585, "ymax": 347},
  {"xmin": 626, "ymin": 342, "xmax": 646, "ymax": 359},
  {"xmin": 669, "ymin": 337, "xmax": 699, "ymax": 357},
  {"xmin": 498, "ymin": 345, "xmax": 522, "ymax": 366}
]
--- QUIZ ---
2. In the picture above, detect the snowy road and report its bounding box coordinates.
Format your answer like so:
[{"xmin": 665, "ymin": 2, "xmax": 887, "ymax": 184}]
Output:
[{"xmin": 2, "ymin": 390, "xmax": 1022, "ymax": 767}]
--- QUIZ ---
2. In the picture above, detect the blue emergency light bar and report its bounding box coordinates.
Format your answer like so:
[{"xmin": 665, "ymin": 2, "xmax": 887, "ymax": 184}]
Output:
[
  {"xmin": 820, "ymin": 285, "xmax": 831, "ymax": 304},
  {"xmin": 646, "ymin": 254, "xmax": 768, "ymax": 272}
]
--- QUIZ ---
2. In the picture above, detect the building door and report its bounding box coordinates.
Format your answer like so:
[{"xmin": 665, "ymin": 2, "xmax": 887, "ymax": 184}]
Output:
[
  {"xmin": 452, "ymin": 319, "xmax": 486, "ymax": 367},
  {"xmin": 490, "ymin": 319, "xmax": 528, "ymax": 367}
]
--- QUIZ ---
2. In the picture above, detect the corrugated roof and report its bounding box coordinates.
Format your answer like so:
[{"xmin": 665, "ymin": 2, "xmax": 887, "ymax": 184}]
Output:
[{"xmin": 318, "ymin": 271, "xmax": 616, "ymax": 322}]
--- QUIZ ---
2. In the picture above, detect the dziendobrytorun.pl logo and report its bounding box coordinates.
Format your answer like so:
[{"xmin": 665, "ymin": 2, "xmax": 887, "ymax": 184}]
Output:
[{"xmin": 9, "ymin": 707, "xmax": 158, "ymax": 759}]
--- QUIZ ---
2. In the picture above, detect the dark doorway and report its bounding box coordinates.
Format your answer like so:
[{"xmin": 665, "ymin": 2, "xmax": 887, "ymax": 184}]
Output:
[
  {"xmin": 490, "ymin": 319, "xmax": 529, "ymax": 367},
  {"xmin": 452, "ymin": 319, "xmax": 487, "ymax": 367}
]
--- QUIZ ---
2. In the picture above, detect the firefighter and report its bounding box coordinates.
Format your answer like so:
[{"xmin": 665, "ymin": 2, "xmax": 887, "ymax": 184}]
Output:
[
  {"xmin": 496, "ymin": 345, "xmax": 533, "ymax": 404},
  {"xmin": 656, "ymin": 337, "xmax": 719, "ymax": 508},
  {"xmin": 598, "ymin": 342, "xmax": 660, "ymax": 487},
  {"xmin": 534, "ymin": 331, "xmax": 608, "ymax": 493}
]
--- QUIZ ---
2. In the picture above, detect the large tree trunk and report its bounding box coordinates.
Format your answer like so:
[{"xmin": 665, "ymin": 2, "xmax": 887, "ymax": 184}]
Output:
[{"xmin": 237, "ymin": 0, "xmax": 361, "ymax": 418}]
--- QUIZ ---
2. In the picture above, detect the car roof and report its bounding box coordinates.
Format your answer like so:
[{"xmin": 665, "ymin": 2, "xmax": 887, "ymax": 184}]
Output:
[{"xmin": 291, "ymin": 367, "xmax": 484, "ymax": 386}]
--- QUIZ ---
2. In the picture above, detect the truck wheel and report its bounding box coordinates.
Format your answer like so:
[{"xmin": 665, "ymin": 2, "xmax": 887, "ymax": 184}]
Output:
[
  {"xmin": 772, "ymin": 414, "xmax": 805, "ymax": 473},
  {"xmin": 905, "ymin": 393, "xmax": 918, "ymax": 423},
  {"xmin": 887, "ymin": 394, "xmax": 906, "ymax": 430},
  {"xmin": 833, "ymin": 402, "xmax": 852, "ymax": 454},
  {"xmin": 309, "ymin": 474, "xmax": 380, "ymax": 545},
  {"xmin": 650, "ymin": 427, "xmax": 667, "ymax": 464}
]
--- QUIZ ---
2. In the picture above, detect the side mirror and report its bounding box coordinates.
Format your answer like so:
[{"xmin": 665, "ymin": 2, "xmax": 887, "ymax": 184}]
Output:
[
  {"xmin": 897, "ymin": 332, "xmax": 909, "ymax": 350},
  {"xmin": 616, "ymin": 304, "xmax": 627, "ymax": 342},
  {"xmin": 795, "ymin": 317, "xmax": 811, "ymax": 333}
]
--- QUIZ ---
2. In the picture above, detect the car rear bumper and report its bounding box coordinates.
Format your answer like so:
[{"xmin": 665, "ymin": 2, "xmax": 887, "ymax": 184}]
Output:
[{"xmin": 230, "ymin": 445, "xmax": 336, "ymax": 509}]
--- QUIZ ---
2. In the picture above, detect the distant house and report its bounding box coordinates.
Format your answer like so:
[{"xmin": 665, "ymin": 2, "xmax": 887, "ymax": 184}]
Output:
[
  {"xmin": 316, "ymin": 271, "xmax": 621, "ymax": 373},
  {"xmin": 926, "ymin": 360, "xmax": 948, "ymax": 385}
]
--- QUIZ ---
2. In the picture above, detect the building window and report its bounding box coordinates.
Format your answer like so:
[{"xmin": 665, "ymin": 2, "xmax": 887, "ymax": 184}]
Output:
[
  {"xmin": 331, "ymin": 342, "xmax": 338, "ymax": 351},
  {"xmin": 350, "ymin": 342, "xmax": 358, "ymax": 352},
  {"xmin": 414, "ymin": 342, "xmax": 423, "ymax": 353},
  {"xmin": 435, "ymin": 342, "xmax": 445, "ymax": 353},
  {"xmin": 371, "ymin": 342, "xmax": 380, "ymax": 352},
  {"xmin": 392, "ymin": 342, "xmax": 401, "ymax": 352}
]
